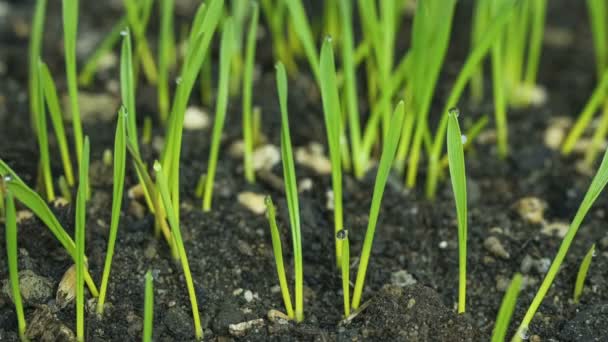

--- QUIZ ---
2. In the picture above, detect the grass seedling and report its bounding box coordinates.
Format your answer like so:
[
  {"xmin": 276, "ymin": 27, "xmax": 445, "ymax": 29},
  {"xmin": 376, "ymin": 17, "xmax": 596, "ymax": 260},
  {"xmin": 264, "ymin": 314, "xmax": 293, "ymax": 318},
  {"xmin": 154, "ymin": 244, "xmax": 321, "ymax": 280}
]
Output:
[
  {"xmin": 121, "ymin": 31, "xmax": 139, "ymax": 155},
  {"xmin": 491, "ymin": 273, "xmax": 523, "ymax": 342},
  {"xmin": 58, "ymin": 176, "xmax": 72, "ymax": 203},
  {"xmin": 515, "ymin": 146, "xmax": 608, "ymax": 340},
  {"xmin": 337, "ymin": 229, "xmax": 350, "ymax": 317},
  {"xmin": 39, "ymin": 61, "xmax": 75, "ymax": 186},
  {"xmin": 469, "ymin": 0, "xmax": 489, "ymax": 105},
  {"xmin": 202, "ymin": 18, "xmax": 234, "ymax": 212},
  {"xmin": 157, "ymin": 0, "xmax": 175, "ymax": 123},
  {"xmin": 162, "ymin": 0, "xmax": 223, "ymax": 222},
  {"xmin": 403, "ymin": 0, "xmax": 457, "ymax": 188},
  {"xmin": 264, "ymin": 196, "xmax": 295, "ymax": 319},
  {"xmin": 154, "ymin": 161, "xmax": 203, "ymax": 339},
  {"xmin": 5, "ymin": 191, "xmax": 27, "ymax": 341},
  {"xmin": 242, "ymin": 2, "xmax": 259, "ymax": 184},
  {"xmin": 79, "ymin": 17, "xmax": 127, "ymax": 86},
  {"xmin": 143, "ymin": 271, "xmax": 154, "ymax": 342},
  {"xmin": 75, "ymin": 137, "xmax": 90, "ymax": 342},
  {"xmin": 0, "ymin": 160, "xmax": 99, "ymax": 296},
  {"xmin": 276, "ymin": 62, "xmax": 304, "ymax": 321},
  {"xmin": 35, "ymin": 61, "xmax": 54, "ymax": 202},
  {"xmin": 573, "ymin": 244, "xmax": 596, "ymax": 304},
  {"xmin": 260, "ymin": 0, "xmax": 298, "ymax": 74},
  {"xmin": 351, "ymin": 100, "xmax": 406, "ymax": 309},
  {"xmin": 28, "ymin": 0, "xmax": 46, "ymax": 134},
  {"xmin": 319, "ymin": 37, "xmax": 344, "ymax": 266},
  {"xmin": 338, "ymin": 0, "xmax": 363, "ymax": 179},
  {"xmin": 97, "ymin": 108, "xmax": 127, "ymax": 315},
  {"xmin": 123, "ymin": 0, "xmax": 157, "ymax": 83},
  {"xmin": 426, "ymin": 0, "xmax": 517, "ymax": 198},
  {"xmin": 447, "ymin": 109, "xmax": 468, "ymax": 314},
  {"xmin": 62, "ymin": 0, "xmax": 84, "ymax": 165},
  {"xmin": 490, "ymin": 0, "xmax": 510, "ymax": 159}
]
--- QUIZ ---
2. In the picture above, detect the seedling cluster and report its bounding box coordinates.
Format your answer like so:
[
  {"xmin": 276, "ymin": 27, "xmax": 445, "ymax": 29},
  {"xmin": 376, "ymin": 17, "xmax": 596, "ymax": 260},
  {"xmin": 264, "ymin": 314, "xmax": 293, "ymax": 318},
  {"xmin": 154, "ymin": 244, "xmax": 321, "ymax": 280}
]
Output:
[{"xmin": 1, "ymin": 0, "xmax": 607, "ymax": 341}]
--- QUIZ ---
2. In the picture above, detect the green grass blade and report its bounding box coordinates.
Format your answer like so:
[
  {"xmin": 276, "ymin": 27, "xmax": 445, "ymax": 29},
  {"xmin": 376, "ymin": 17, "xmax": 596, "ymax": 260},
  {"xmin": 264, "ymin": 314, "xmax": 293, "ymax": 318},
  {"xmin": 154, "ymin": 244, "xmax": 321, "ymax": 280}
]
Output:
[
  {"xmin": 587, "ymin": 0, "xmax": 608, "ymax": 78},
  {"xmin": 561, "ymin": 68, "xmax": 608, "ymax": 155},
  {"xmin": 491, "ymin": 273, "xmax": 523, "ymax": 342},
  {"xmin": 264, "ymin": 196, "xmax": 295, "ymax": 319},
  {"xmin": 29, "ymin": 0, "xmax": 47, "ymax": 134},
  {"xmin": 351, "ymin": 100, "xmax": 406, "ymax": 309},
  {"xmin": 158, "ymin": 0, "xmax": 175, "ymax": 123},
  {"xmin": 337, "ymin": 229, "xmax": 350, "ymax": 317},
  {"xmin": 123, "ymin": 0, "xmax": 158, "ymax": 83},
  {"xmin": 338, "ymin": 0, "xmax": 363, "ymax": 179},
  {"xmin": 242, "ymin": 2, "xmax": 259, "ymax": 184},
  {"xmin": 5, "ymin": 191, "xmax": 27, "ymax": 340},
  {"xmin": 39, "ymin": 61, "xmax": 75, "ymax": 186},
  {"xmin": 121, "ymin": 30, "xmax": 138, "ymax": 156},
  {"xmin": 36, "ymin": 60, "xmax": 54, "ymax": 202},
  {"xmin": 97, "ymin": 108, "xmax": 127, "ymax": 315},
  {"xmin": 573, "ymin": 244, "xmax": 596, "ymax": 303},
  {"xmin": 447, "ymin": 109, "xmax": 468, "ymax": 314},
  {"xmin": 62, "ymin": 0, "xmax": 84, "ymax": 165},
  {"xmin": 284, "ymin": 0, "xmax": 320, "ymax": 83},
  {"xmin": 319, "ymin": 37, "xmax": 344, "ymax": 266},
  {"xmin": 75, "ymin": 137, "xmax": 90, "ymax": 342},
  {"xmin": 154, "ymin": 161, "xmax": 203, "ymax": 339},
  {"xmin": 143, "ymin": 271, "xmax": 154, "ymax": 342},
  {"xmin": 276, "ymin": 62, "xmax": 304, "ymax": 322},
  {"xmin": 524, "ymin": 0, "xmax": 547, "ymax": 87},
  {"xmin": 1, "ymin": 161, "xmax": 99, "ymax": 297},
  {"xmin": 79, "ymin": 17, "xmax": 127, "ymax": 86},
  {"xmin": 202, "ymin": 18, "xmax": 234, "ymax": 212},
  {"xmin": 517, "ymin": 146, "xmax": 608, "ymax": 337}
]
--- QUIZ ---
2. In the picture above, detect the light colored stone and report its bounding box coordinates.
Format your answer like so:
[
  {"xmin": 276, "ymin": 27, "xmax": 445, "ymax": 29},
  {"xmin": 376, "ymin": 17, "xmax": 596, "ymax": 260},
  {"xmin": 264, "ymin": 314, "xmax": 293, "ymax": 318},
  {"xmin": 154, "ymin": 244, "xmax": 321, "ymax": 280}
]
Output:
[
  {"xmin": 243, "ymin": 290, "xmax": 254, "ymax": 302},
  {"xmin": 63, "ymin": 91, "xmax": 119, "ymax": 122},
  {"xmin": 541, "ymin": 221, "xmax": 569, "ymax": 238},
  {"xmin": 252, "ymin": 144, "xmax": 280, "ymax": 171},
  {"xmin": 544, "ymin": 117, "xmax": 571, "ymax": 150},
  {"xmin": 183, "ymin": 106, "xmax": 209, "ymax": 130},
  {"xmin": 515, "ymin": 197, "xmax": 547, "ymax": 224},
  {"xmin": 295, "ymin": 143, "xmax": 332, "ymax": 174},
  {"xmin": 298, "ymin": 178, "xmax": 313, "ymax": 192},
  {"xmin": 237, "ymin": 191, "xmax": 266, "ymax": 215},
  {"xmin": 2, "ymin": 270, "xmax": 53, "ymax": 306},
  {"xmin": 483, "ymin": 236, "xmax": 510, "ymax": 259},
  {"xmin": 267, "ymin": 309, "xmax": 290, "ymax": 324},
  {"xmin": 229, "ymin": 318, "xmax": 265, "ymax": 337},
  {"xmin": 390, "ymin": 270, "xmax": 417, "ymax": 287}
]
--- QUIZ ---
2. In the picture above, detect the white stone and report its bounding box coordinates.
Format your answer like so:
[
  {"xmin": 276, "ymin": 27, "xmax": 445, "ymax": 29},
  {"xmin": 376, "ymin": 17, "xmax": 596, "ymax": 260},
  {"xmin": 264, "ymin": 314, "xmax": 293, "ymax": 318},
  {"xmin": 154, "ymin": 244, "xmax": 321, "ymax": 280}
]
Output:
[{"xmin": 183, "ymin": 106, "xmax": 209, "ymax": 130}]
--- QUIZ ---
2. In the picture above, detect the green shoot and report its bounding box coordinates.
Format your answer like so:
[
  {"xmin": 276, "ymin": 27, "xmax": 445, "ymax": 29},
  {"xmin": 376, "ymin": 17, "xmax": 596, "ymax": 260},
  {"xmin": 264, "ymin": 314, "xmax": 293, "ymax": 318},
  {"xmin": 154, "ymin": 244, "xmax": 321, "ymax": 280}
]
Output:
[
  {"xmin": 123, "ymin": 0, "xmax": 158, "ymax": 83},
  {"xmin": 97, "ymin": 108, "xmax": 127, "ymax": 315},
  {"xmin": 260, "ymin": 0, "xmax": 298, "ymax": 74},
  {"xmin": 426, "ymin": 0, "xmax": 517, "ymax": 198},
  {"xmin": 202, "ymin": 18, "xmax": 234, "ymax": 212},
  {"xmin": 319, "ymin": 37, "xmax": 344, "ymax": 266},
  {"xmin": 36, "ymin": 61, "xmax": 54, "ymax": 202},
  {"xmin": 338, "ymin": 0, "xmax": 363, "ymax": 179},
  {"xmin": 561, "ymin": 68, "xmax": 608, "ymax": 155},
  {"xmin": 516, "ymin": 146, "xmax": 608, "ymax": 339},
  {"xmin": 337, "ymin": 229, "xmax": 350, "ymax": 317},
  {"xmin": 154, "ymin": 161, "xmax": 203, "ymax": 339},
  {"xmin": 404, "ymin": 0, "xmax": 457, "ymax": 188},
  {"xmin": 352, "ymin": 100, "xmax": 406, "ymax": 309},
  {"xmin": 490, "ymin": 0, "xmax": 509, "ymax": 159},
  {"xmin": 440, "ymin": 116, "xmax": 489, "ymax": 170},
  {"xmin": 143, "ymin": 271, "xmax": 154, "ymax": 342},
  {"xmin": 121, "ymin": 31, "xmax": 138, "ymax": 155},
  {"xmin": 158, "ymin": 0, "xmax": 175, "ymax": 123},
  {"xmin": 58, "ymin": 176, "xmax": 72, "ymax": 203},
  {"xmin": 242, "ymin": 2, "xmax": 259, "ymax": 184},
  {"xmin": 491, "ymin": 273, "xmax": 523, "ymax": 342},
  {"xmin": 62, "ymin": 0, "xmax": 84, "ymax": 165},
  {"xmin": 162, "ymin": 0, "xmax": 223, "ymax": 223},
  {"xmin": 276, "ymin": 62, "xmax": 304, "ymax": 322},
  {"xmin": 75, "ymin": 137, "xmax": 90, "ymax": 342},
  {"xmin": 79, "ymin": 17, "xmax": 127, "ymax": 86},
  {"xmin": 5, "ymin": 191, "xmax": 27, "ymax": 340},
  {"xmin": 469, "ymin": 0, "xmax": 489, "ymax": 104},
  {"xmin": 39, "ymin": 61, "xmax": 75, "ymax": 186},
  {"xmin": 283, "ymin": 0, "xmax": 320, "ymax": 82},
  {"xmin": 0, "ymin": 160, "xmax": 99, "ymax": 296},
  {"xmin": 29, "ymin": 0, "xmax": 46, "ymax": 134},
  {"xmin": 523, "ymin": 0, "xmax": 547, "ymax": 89},
  {"xmin": 142, "ymin": 116, "xmax": 152, "ymax": 145},
  {"xmin": 573, "ymin": 244, "xmax": 596, "ymax": 304},
  {"xmin": 447, "ymin": 109, "xmax": 468, "ymax": 314},
  {"xmin": 264, "ymin": 196, "xmax": 295, "ymax": 319}
]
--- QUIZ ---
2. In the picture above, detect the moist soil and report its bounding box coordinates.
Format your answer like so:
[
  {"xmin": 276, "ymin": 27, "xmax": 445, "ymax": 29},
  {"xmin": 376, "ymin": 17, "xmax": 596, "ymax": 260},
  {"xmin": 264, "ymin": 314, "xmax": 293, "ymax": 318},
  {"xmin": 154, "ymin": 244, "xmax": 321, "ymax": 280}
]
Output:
[{"xmin": 1, "ymin": 1, "xmax": 608, "ymax": 341}]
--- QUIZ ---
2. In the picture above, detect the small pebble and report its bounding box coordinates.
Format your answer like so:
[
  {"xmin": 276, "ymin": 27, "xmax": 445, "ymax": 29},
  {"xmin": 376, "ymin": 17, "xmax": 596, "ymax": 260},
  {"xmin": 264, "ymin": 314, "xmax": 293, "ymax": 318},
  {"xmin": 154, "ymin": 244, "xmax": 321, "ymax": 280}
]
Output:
[
  {"xmin": 483, "ymin": 236, "xmax": 510, "ymax": 259},
  {"xmin": 237, "ymin": 191, "xmax": 267, "ymax": 215},
  {"xmin": 267, "ymin": 309, "xmax": 290, "ymax": 324},
  {"xmin": 252, "ymin": 144, "xmax": 280, "ymax": 171},
  {"xmin": 541, "ymin": 221, "xmax": 569, "ymax": 238},
  {"xmin": 2, "ymin": 270, "xmax": 53, "ymax": 306},
  {"xmin": 229, "ymin": 318, "xmax": 265, "ymax": 337},
  {"xmin": 183, "ymin": 106, "xmax": 209, "ymax": 130},
  {"xmin": 390, "ymin": 270, "xmax": 417, "ymax": 287},
  {"xmin": 515, "ymin": 197, "xmax": 547, "ymax": 224},
  {"xmin": 299, "ymin": 178, "xmax": 313, "ymax": 192},
  {"xmin": 243, "ymin": 290, "xmax": 254, "ymax": 302},
  {"xmin": 544, "ymin": 117, "xmax": 571, "ymax": 150},
  {"xmin": 295, "ymin": 143, "xmax": 332, "ymax": 174}
]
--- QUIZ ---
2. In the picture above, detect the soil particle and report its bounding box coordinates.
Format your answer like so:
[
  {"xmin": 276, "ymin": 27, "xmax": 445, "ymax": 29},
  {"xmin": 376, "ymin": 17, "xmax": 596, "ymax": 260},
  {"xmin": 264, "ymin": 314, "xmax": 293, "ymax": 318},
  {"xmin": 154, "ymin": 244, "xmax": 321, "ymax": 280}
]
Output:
[
  {"xmin": 163, "ymin": 306, "xmax": 194, "ymax": 339},
  {"xmin": 26, "ymin": 305, "xmax": 76, "ymax": 342},
  {"xmin": 390, "ymin": 269, "xmax": 417, "ymax": 287},
  {"xmin": 229, "ymin": 318, "xmax": 265, "ymax": 337},
  {"xmin": 213, "ymin": 299, "xmax": 245, "ymax": 335},
  {"xmin": 483, "ymin": 236, "xmax": 510, "ymax": 259},
  {"xmin": 183, "ymin": 106, "xmax": 210, "ymax": 130},
  {"xmin": 1, "ymin": 269, "xmax": 54, "ymax": 306},
  {"xmin": 561, "ymin": 303, "xmax": 608, "ymax": 341},
  {"xmin": 237, "ymin": 191, "xmax": 266, "ymax": 215}
]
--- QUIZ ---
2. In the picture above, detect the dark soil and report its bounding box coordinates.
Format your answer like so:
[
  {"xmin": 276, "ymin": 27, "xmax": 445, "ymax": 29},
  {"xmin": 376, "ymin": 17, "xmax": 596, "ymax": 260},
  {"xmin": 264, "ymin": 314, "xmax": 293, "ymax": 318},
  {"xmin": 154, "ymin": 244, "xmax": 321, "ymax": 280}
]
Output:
[{"xmin": 1, "ymin": 0, "xmax": 608, "ymax": 341}]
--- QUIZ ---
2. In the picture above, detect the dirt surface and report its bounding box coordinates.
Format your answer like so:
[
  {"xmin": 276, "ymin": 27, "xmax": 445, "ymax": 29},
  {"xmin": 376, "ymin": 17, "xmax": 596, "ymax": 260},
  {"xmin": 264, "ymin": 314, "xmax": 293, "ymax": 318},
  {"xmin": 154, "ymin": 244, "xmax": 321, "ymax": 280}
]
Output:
[{"xmin": 1, "ymin": 0, "xmax": 608, "ymax": 341}]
